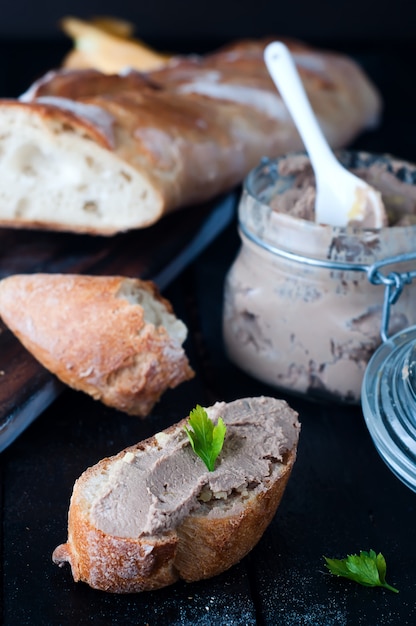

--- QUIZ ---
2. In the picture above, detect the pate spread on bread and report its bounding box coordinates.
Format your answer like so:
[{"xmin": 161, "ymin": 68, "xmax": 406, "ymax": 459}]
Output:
[
  {"xmin": 0, "ymin": 38, "xmax": 381, "ymax": 234},
  {"xmin": 0, "ymin": 274, "xmax": 194, "ymax": 416},
  {"xmin": 52, "ymin": 396, "xmax": 300, "ymax": 592}
]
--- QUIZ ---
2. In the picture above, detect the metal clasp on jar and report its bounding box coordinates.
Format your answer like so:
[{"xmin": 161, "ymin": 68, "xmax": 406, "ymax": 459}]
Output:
[{"xmin": 367, "ymin": 253, "xmax": 416, "ymax": 342}]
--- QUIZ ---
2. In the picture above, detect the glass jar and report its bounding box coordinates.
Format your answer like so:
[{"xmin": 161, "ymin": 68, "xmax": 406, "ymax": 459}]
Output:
[{"xmin": 222, "ymin": 151, "xmax": 416, "ymax": 404}]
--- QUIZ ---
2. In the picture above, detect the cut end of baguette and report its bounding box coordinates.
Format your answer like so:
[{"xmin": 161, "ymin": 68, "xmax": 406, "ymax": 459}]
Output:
[
  {"xmin": 52, "ymin": 396, "xmax": 300, "ymax": 592},
  {"xmin": 0, "ymin": 274, "xmax": 194, "ymax": 416},
  {"xmin": 0, "ymin": 101, "xmax": 164, "ymax": 234}
]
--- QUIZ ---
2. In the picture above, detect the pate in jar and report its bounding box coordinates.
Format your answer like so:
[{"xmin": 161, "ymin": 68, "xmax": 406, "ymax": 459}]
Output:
[{"xmin": 222, "ymin": 151, "xmax": 416, "ymax": 403}]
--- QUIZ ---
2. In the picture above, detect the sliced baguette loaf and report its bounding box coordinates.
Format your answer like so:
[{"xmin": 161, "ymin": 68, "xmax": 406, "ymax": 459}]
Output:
[
  {"xmin": 52, "ymin": 396, "xmax": 300, "ymax": 592},
  {"xmin": 0, "ymin": 273, "xmax": 194, "ymax": 416},
  {"xmin": 0, "ymin": 38, "xmax": 381, "ymax": 234}
]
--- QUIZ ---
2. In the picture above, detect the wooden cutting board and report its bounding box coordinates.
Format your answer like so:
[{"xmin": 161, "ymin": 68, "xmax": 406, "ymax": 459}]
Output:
[{"xmin": 0, "ymin": 194, "xmax": 236, "ymax": 451}]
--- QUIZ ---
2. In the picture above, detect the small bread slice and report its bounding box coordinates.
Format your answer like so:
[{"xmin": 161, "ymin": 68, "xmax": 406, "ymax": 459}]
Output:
[
  {"xmin": 52, "ymin": 396, "xmax": 300, "ymax": 593},
  {"xmin": 0, "ymin": 273, "xmax": 194, "ymax": 416}
]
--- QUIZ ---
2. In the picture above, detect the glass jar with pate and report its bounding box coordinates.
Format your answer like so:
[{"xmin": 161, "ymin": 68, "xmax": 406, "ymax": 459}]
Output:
[{"xmin": 222, "ymin": 151, "xmax": 416, "ymax": 404}]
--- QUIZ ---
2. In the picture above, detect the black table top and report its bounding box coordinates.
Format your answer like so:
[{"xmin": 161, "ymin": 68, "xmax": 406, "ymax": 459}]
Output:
[{"xmin": 1, "ymin": 40, "xmax": 416, "ymax": 625}]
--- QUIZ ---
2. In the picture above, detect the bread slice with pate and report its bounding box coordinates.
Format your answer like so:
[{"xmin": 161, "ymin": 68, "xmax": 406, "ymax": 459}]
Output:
[
  {"xmin": 52, "ymin": 396, "xmax": 300, "ymax": 592},
  {"xmin": 0, "ymin": 273, "xmax": 194, "ymax": 416}
]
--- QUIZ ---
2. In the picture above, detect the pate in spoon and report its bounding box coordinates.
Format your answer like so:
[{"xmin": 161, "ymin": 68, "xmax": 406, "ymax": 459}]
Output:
[{"xmin": 264, "ymin": 41, "xmax": 387, "ymax": 229}]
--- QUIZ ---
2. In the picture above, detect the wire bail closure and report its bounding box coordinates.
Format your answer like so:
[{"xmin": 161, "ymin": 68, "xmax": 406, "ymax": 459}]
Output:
[{"xmin": 366, "ymin": 255, "xmax": 416, "ymax": 342}]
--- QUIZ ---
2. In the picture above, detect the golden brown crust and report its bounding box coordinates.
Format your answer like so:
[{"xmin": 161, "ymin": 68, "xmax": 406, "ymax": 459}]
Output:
[
  {"xmin": 0, "ymin": 274, "xmax": 194, "ymax": 416},
  {"xmin": 62, "ymin": 510, "xmax": 180, "ymax": 592},
  {"xmin": 52, "ymin": 410, "xmax": 299, "ymax": 593}
]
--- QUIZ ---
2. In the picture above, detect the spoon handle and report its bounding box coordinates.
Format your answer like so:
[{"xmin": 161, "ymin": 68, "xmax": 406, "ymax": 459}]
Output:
[{"xmin": 264, "ymin": 41, "xmax": 338, "ymax": 179}]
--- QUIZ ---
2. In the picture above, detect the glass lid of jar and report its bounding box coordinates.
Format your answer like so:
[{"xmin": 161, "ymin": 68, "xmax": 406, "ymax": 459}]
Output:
[{"xmin": 362, "ymin": 326, "xmax": 416, "ymax": 492}]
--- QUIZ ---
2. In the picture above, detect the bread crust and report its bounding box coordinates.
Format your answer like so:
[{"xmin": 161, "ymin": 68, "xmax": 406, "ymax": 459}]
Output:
[
  {"xmin": 0, "ymin": 274, "xmax": 194, "ymax": 416},
  {"xmin": 52, "ymin": 402, "xmax": 299, "ymax": 593}
]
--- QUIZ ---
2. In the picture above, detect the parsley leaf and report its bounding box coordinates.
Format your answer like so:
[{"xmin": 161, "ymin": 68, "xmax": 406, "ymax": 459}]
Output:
[
  {"xmin": 324, "ymin": 550, "xmax": 399, "ymax": 593},
  {"xmin": 184, "ymin": 405, "xmax": 226, "ymax": 472}
]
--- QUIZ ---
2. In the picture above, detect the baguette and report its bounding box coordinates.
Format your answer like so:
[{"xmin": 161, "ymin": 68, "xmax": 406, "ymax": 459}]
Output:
[
  {"xmin": 0, "ymin": 38, "xmax": 381, "ymax": 234},
  {"xmin": 0, "ymin": 274, "xmax": 194, "ymax": 416},
  {"xmin": 52, "ymin": 396, "xmax": 300, "ymax": 592}
]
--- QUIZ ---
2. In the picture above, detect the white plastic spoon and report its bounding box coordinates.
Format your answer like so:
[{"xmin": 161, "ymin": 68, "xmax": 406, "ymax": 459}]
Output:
[{"xmin": 264, "ymin": 41, "xmax": 386, "ymax": 228}]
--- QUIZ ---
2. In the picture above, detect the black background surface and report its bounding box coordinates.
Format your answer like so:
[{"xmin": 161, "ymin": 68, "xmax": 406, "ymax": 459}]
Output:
[
  {"xmin": 1, "ymin": 21, "xmax": 416, "ymax": 626},
  {"xmin": 1, "ymin": 0, "xmax": 416, "ymax": 47}
]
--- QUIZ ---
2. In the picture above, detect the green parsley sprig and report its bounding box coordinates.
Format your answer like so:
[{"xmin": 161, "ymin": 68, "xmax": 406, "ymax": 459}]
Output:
[
  {"xmin": 324, "ymin": 549, "xmax": 399, "ymax": 593},
  {"xmin": 184, "ymin": 405, "xmax": 226, "ymax": 472}
]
